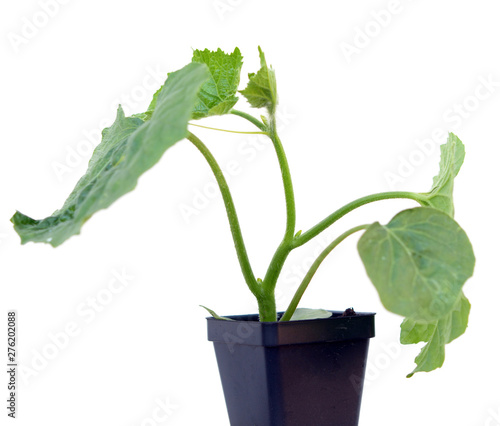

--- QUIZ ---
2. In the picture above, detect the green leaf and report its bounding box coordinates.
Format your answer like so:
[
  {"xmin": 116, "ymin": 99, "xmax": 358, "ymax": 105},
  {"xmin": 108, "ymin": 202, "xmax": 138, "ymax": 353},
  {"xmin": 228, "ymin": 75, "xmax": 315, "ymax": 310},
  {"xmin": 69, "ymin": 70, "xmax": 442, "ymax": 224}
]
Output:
[
  {"xmin": 191, "ymin": 47, "xmax": 243, "ymax": 119},
  {"xmin": 132, "ymin": 87, "xmax": 161, "ymax": 121},
  {"xmin": 357, "ymin": 207, "xmax": 475, "ymax": 321},
  {"xmin": 200, "ymin": 305, "xmax": 234, "ymax": 321},
  {"xmin": 419, "ymin": 133, "xmax": 465, "ymax": 217},
  {"xmin": 289, "ymin": 308, "xmax": 332, "ymax": 321},
  {"xmin": 401, "ymin": 292, "xmax": 470, "ymax": 377},
  {"xmin": 12, "ymin": 62, "xmax": 210, "ymax": 247},
  {"xmin": 239, "ymin": 46, "xmax": 278, "ymax": 114}
]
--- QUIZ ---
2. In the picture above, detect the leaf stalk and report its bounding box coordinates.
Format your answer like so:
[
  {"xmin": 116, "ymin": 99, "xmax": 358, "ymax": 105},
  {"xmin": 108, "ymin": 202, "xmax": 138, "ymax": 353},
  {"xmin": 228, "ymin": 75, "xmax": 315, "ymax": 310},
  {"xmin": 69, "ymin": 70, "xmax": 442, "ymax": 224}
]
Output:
[
  {"xmin": 280, "ymin": 224, "xmax": 370, "ymax": 322},
  {"xmin": 187, "ymin": 132, "xmax": 261, "ymax": 298}
]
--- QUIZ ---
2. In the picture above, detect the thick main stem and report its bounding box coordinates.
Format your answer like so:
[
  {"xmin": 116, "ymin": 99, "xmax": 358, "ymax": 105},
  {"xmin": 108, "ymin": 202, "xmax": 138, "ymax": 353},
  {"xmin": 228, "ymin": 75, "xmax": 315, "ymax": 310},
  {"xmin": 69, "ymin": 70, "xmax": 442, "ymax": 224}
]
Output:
[
  {"xmin": 261, "ymin": 117, "xmax": 297, "ymax": 311},
  {"xmin": 280, "ymin": 224, "xmax": 370, "ymax": 322},
  {"xmin": 268, "ymin": 118, "xmax": 296, "ymax": 243},
  {"xmin": 187, "ymin": 132, "xmax": 261, "ymax": 298},
  {"xmin": 232, "ymin": 110, "xmax": 297, "ymax": 321},
  {"xmin": 257, "ymin": 292, "xmax": 277, "ymax": 322}
]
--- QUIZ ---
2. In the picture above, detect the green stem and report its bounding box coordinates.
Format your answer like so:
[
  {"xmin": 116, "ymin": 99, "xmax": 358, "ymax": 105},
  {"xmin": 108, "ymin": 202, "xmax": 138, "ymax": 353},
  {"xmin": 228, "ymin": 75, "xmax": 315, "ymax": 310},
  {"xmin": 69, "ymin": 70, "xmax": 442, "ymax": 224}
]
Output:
[
  {"xmin": 280, "ymin": 224, "xmax": 370, "ymax": 322},
  {"xmin": 262, "ymin": 118, "xmax": 296, "ymax": 296},
  {"xmin": 295, "ymin": 191, "xmax": 425, "ymax": 248},
  {"xmin": 230, "ymin": 109, "xmax": 267, "ymax": 132},
  {"xmin": 230, "ymin": 111, "xmax": 296, "ymax": 238},
  {"xmin": 269, "ymin": 118, "xmax": 296, "ymax": 242},
  {"xmin": 257, "ymin": 292, "xmax": 277, "ymax": 322},
  {"xmin": 187, "ymin": 132, "xmax": 261, "ymax": 298},
  {"xmin": 262, "ymin": 239, "xmax": 293, "ymax": 296},
  {"xmin": 231, "ymin": 110, "xmax": 297, "ymax": 321}
]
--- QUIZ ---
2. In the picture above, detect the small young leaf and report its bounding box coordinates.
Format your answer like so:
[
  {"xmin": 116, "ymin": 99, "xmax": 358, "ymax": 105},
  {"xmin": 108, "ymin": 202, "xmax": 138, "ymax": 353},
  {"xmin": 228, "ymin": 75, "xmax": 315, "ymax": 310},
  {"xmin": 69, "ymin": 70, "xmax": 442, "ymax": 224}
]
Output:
[
  {"xmin": 12, "ymin": 62, "xmax": 210, "ymax": 246},
  {"xmin": 191, "ymin": 47, "xmax": 243, "ymax": 119},
  {"xmin": 401, "ymin": 292, "xmax": 470, "ymax": 377},
  {"xmin": 200, "ymin": 305, "xmax": 234, "ymax": 321},
  {"xmin": 289, "ymin": 308, "xmax": 332, "ymax": 321},
  {"xmin": 239, "ymin": 47, "xmax": 278, "ymax": 114},
  {"xmin": 358, "ymin": 207, "xmax": 475, "ymax": 321},
  {"xmin": 419, "ymin": 133, "xmax": 465, "ymax": 217}
]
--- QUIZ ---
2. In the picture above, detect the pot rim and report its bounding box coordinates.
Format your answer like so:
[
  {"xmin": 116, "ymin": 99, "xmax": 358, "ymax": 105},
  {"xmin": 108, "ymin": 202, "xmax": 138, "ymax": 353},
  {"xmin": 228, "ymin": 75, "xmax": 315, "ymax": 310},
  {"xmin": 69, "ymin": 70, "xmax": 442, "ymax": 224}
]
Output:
[{"xmin": 207, "ymin": 310, "xmax": 376, "ymax": 346}]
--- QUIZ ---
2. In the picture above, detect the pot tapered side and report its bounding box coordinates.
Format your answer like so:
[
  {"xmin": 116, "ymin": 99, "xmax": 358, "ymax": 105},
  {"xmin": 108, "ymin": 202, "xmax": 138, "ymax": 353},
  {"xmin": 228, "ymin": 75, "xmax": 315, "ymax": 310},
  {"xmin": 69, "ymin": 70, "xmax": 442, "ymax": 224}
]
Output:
[{"xmin": 208, "ymin": 311, "xmax": 375, "ymax": 426}]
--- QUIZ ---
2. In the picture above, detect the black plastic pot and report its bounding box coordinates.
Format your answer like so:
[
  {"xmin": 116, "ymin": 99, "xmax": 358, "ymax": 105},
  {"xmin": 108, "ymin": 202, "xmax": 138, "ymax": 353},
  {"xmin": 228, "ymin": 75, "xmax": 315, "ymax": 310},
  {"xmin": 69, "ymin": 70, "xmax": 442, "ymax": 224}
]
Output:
[{"xmin": 207, "ymin": 311, "xmax": 375, "ymax": 426}]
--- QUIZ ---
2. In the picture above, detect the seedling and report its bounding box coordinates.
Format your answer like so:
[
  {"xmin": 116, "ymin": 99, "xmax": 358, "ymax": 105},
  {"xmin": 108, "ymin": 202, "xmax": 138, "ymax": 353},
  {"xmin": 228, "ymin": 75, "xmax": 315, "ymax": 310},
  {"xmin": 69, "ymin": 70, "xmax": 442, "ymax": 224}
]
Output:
[{"xmin": 11, "ymin": 47, "xmax": 475, "ymax": 377}]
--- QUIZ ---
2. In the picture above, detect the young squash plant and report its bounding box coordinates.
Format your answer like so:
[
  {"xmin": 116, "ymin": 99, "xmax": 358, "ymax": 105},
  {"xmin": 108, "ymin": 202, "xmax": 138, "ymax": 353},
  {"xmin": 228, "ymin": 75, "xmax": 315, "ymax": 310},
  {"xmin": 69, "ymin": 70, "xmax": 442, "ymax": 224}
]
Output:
[{"xmin": 11, "ymin": 47, "xmax": 475, "ymax": 377}]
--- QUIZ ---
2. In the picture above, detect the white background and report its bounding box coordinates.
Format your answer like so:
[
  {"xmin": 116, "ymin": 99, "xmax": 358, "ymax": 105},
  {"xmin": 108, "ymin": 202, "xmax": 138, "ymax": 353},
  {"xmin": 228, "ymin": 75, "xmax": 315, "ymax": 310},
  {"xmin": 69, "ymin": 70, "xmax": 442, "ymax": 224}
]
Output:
[{"xmin": 1, "ymin": 1, "xmax": 499, "ymax": 425}]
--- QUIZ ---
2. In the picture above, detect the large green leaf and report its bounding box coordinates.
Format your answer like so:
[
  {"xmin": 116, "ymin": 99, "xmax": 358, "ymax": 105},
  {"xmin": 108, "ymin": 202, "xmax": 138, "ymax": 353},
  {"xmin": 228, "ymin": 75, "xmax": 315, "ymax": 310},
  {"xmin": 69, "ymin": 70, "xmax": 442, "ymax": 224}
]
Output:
[
  {"xmin": 401, "ymin": 292, "xmax": 470, "ymax": 377},
  {"xmin": 191, "ymin": 47, "xmax": 243, "ymax": 119},
  {"xmin": 357, "ymin": 207, "xmax": 475, "ymax": 321},
  {"xmin": 239, "ymin": 47, "xmax": 277, "ymax": 114},
  {"xmin": 419, "ymin": 133, "xmax": 465, "ymax": 217},
  {"xmin": 12, "ymin": 62, "xmax": 210, "ymax": 247}
]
